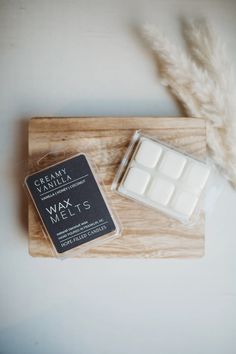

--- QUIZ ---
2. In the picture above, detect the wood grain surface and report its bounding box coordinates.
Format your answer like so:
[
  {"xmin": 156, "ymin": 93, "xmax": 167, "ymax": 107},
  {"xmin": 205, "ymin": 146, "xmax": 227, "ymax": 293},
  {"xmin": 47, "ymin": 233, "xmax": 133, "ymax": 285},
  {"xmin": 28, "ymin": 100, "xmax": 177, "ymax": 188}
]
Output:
[{"xmin": 28, "ymin": 117, "xmax": 206, "ymax": 258}]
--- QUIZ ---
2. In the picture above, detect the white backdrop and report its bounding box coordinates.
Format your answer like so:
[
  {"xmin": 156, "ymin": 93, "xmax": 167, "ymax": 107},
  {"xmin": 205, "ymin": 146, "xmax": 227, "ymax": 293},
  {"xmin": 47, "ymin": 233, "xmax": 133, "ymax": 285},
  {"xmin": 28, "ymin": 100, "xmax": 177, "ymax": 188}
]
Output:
[{"xmin": 0, "ymin": 1, "xmax": 236, "ymax": 353}]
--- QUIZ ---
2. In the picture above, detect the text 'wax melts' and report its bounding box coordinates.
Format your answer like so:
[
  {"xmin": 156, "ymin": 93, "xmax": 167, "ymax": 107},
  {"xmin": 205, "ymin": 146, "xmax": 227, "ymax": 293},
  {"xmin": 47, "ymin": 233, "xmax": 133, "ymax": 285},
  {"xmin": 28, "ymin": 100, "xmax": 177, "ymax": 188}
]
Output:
[
  {"xmin": 25, "ymin": 154, "xmax": 120, "ymax": 257},
  {"xmin": 113, "ymin": 131, "xmax": 211, "ymax": 223}
]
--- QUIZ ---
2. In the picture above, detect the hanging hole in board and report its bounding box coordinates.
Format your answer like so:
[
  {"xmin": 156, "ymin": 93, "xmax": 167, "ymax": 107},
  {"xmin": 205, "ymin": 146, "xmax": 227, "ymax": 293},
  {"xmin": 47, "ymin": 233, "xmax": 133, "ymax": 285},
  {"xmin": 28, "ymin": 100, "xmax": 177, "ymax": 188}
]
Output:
[{"xmin": 36, "ymin": 149, "xmax": 66, "ymax": 169}]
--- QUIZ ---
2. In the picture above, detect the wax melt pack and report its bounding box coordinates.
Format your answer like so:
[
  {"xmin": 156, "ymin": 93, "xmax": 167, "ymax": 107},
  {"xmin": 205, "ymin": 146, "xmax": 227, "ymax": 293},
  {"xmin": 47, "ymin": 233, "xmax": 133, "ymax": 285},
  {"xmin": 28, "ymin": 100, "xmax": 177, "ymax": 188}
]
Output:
[
  {"xmin": 25, "ymin": 153, "xmax": 120, "ymax": 258},
  {"xmin": 112, "ymin": 131, "xmax": 211, "ymax": 223}
]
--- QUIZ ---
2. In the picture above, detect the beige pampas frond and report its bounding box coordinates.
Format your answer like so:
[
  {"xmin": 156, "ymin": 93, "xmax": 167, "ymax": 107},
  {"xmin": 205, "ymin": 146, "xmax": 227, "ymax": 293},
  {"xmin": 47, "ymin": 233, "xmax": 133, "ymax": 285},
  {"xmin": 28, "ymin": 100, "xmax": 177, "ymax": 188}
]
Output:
[
  {"xmin": 183, "ymin": 19, "xmax": 232, "ymax": 88},
  {"xmin": 142, "ymin": 19, "xmax": 236, "ymax": 187}
]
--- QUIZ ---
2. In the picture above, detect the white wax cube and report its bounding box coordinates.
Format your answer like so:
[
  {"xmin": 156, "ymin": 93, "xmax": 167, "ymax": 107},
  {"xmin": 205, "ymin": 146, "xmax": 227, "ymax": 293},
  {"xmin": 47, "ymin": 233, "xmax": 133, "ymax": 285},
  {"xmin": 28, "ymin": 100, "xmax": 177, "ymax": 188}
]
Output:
[
  {"xmin": 147, "ymin": 177, "xmax": 175, "ymax": 205},
  {"xmin": 159, "ymin": 151, "xmax": 187, "ymax": 179},
  {"xmin": 171, "ymin": 190, "xmax": 198, "ymax": 217},
  {"xmin": 123, "ymin": 167, "xmax": 150, "ymax": 195},
  {"xmin": 135, "ymin": 139, "xmax": 162, "ymax": 168},
  {"xmin": 183, "ymin": 163, "xmax": 210, "ymax": 193}
]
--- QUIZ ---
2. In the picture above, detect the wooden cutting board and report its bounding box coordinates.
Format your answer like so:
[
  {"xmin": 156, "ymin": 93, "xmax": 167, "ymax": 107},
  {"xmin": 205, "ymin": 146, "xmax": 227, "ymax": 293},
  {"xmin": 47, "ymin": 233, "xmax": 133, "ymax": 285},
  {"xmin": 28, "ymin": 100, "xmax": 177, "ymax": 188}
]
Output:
[{"xmin": 28, "ymin": 117, "xmax": 206, "ymax": 258}]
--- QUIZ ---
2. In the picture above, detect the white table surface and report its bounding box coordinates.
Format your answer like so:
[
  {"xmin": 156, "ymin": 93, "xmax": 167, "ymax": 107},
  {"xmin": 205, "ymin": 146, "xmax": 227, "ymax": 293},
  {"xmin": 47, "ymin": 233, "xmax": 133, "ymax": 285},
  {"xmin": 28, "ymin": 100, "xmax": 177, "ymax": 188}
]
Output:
[{"xmin": 1, "ymin": 1, "xmax": 236, "ymax": 353}]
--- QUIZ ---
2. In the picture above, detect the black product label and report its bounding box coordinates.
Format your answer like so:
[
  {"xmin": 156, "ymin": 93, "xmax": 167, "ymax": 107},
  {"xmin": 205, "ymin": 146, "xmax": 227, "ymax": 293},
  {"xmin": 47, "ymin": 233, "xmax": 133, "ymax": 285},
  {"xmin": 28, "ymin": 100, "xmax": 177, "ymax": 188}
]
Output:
[{"xmin": 25, "ymin": 154, "xmax": 116, "ymax": 253}]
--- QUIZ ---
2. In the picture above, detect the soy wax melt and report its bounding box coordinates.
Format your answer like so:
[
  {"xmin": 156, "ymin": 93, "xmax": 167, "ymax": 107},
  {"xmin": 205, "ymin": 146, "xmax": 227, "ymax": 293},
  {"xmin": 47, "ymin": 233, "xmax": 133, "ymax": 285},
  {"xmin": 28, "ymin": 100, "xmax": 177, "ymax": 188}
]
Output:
[
  {"xmin": 25, "ymin": 153, "xmax": 120, "ymax": 257},
  {"xmin": 112, "ymin": 131, "xmax": 210, "ymax": 223}
]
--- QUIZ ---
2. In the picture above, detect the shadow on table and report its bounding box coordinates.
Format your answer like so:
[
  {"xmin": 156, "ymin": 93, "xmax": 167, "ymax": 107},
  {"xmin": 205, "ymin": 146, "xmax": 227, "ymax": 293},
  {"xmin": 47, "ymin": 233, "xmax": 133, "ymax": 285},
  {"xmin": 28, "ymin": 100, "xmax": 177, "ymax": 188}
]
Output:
[{"xmin": 15, "ymin": 118, "xmax": 29, "ymax": 236}]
